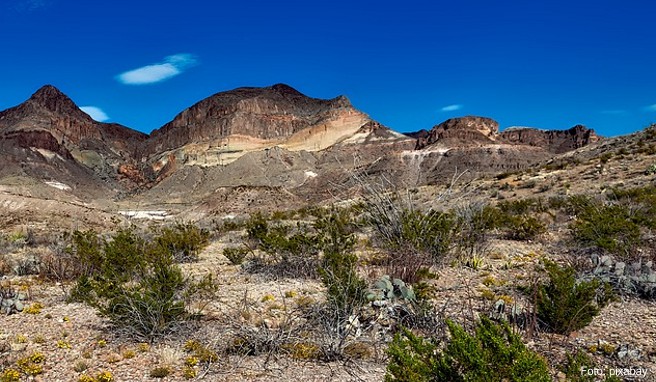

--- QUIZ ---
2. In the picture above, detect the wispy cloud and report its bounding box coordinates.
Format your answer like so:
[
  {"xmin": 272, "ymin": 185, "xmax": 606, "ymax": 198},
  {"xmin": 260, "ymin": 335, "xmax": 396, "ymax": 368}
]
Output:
[
  {"xmin": 440, "ymin": 104, "xmax": 463, "ymax": 112},
  {"xmin": 116, "ymin": 54, "xmax": 198, "ymax": 85},
  {"xmin": 645, "ymin": 104, "xmax": 656, "ymax": 112},
  {"xmin": 80, "ymin": 106, "xmax": 109, "ymax": 122},
  {"xmin": 11, "ymin": 0, "xmax": 51, "ymax": 12}
]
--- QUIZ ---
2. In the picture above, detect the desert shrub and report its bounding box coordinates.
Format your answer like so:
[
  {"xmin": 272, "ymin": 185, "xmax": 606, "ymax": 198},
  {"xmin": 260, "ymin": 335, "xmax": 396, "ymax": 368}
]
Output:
[
  {"xmin": 223, "ymin": 246, "xmax": 249, "ymax": 265},
  {"xmin": 536, "ymin": 260, "xmax": 612, "ymax": 335},
  {"xmin": 369, "ymin": 207, "xmax": 454, "ymax": 261},
  {"xmin": 149, "ymin": 367, "xmax": 171, "ymax": 378},
  {"xmin": 317, "ymin": 209, "xmax": 366, "ymax": 318},
  {"xmin": 364, "ymin": 200, "xmax": 454, "ymax": 281},
  {"xmin": 561, "ymin": 351, "xmax": 621, "ymax": 382},
  {"xmin": 69, "ymin": 227, "xmax": 214, "ymax": 339},
  {"xmin": 570, "ymin": 203, "xmax": 641, "ymax": 256},
  {"xmin": 452, "ymin": 203, "xmax": 499, "ymax": 257},
  {"xmin": 484, "ymin": 199, "xmax": 548, "ymax": 241},
  {"xmin": 503, "ymin": 214, "xmax": 547, "ymax": 241},
  {"xmin": 607, "ymin": 186, "xmax": 656, "ymax": 229},
  {"xmin": 497, "ymin": 198, "xmax": 548, "ymax": 215},
  {"xmin": 39, "ymin": 236, "xmax": 86, "ymax": 281},
  {"xmin": 599, "ymin": 152, "xmax": 613, "ymax": 164},
  {"xmin": 154, "ymin": 222, "xmax": 209, "ymax": 263},
  {"xmin": 245, "ymin": 213, "xmax": 322, "ymax": 278},
  {"xmin": 385, "ymin": 316, "xmax": 551, "ymax": 382}
]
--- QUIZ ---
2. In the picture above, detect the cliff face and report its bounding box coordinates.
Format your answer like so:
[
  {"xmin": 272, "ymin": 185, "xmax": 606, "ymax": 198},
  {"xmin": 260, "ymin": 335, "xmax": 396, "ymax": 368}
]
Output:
[
  {"xmin": 143, "ymin": 84, "xmax": 360, "ymax": 157},
  {"xmin": 0, "ymin": 85, "xmax": 148, "ymax": 192},
  {"xmin": 414, "ymin": 116, "xmax": 499, "ymax": 149},
  {"xmin": 499, "ymin": 124, "xmax": 600, "ymax": 154},
  {"xmin": 402, "ymin": 116, "xmax": 601, "ymax": 183},
  {"xmin": 0, "ymin": 84, "xmax": 605, "ymax": 201},
  {"xmin": 139, "ymin": 84, "xmax": 390, "ymax": 176},
  {"xmin": 413, "ymin": 116, "xmax": 599, "ymax": 154}
]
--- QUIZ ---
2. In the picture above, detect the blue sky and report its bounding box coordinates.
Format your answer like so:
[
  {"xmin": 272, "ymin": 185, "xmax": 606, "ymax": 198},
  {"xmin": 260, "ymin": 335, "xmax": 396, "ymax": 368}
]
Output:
[{"xmin": 2, "ymin": 0, "xmax": 656, "ymax": 137}]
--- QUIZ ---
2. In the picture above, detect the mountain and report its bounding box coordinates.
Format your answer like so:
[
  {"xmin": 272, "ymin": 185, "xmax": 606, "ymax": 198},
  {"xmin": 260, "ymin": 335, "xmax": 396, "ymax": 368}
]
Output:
[
  {"xmin": 0, "ymin": 85, "xmax": 148, "ymax": 197},
  {"xmin": 0, "ymin": 84, "xmax": 603, "ymax": 211},
  {"xmin": 140, "ymin": 83, "xmax": 409, "ymax": 182},
  {"xmin": 398, "ymin": 116, "xmax": 602, "ymax": 183},
  {"xmin": 499, "ymin": 124, "xmax": 600, "ymax": 153}
]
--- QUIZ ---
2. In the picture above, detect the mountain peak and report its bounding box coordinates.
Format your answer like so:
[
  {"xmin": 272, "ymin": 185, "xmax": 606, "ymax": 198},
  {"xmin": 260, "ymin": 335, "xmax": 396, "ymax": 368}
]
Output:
[
  {"xmin": 268, "ymin": 83, "xmax": 303, "ymax": 95},
  {"xmin": 28, "ymin": 84, "xmax": 87, "ymax": 117}
]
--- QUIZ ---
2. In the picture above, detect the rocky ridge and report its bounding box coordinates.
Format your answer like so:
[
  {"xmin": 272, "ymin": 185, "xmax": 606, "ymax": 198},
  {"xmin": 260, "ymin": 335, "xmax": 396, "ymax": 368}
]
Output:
[{"xmin": 0, "ymin": 84, "xmax": 602, "ymax": 205}]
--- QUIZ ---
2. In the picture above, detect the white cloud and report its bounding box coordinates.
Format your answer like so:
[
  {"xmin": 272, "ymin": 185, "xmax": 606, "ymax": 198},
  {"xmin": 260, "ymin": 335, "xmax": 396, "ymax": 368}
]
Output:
[
  {"xmin": 12, "ymin": 0, "xmax": 51, "ymax": 12},
  {"xmin": 80, "ymin": 106, "xmax": 109, "ymax": 122},
  {"xmin": 440, "ymin": 104, "xmax": 463, "ymax": 112},
  {"xmin": 116, "ymin": 54, "xmax": 198, "ymax": 85},
  {"xmin": 645, "ymin": 104, "xmax": 656, "ymax": 112}
]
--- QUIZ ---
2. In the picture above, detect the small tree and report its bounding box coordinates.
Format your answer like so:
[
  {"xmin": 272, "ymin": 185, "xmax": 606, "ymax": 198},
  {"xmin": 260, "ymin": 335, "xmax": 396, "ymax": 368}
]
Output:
[
  {"xmin": 386, "ymin": 316, "xmax": 551, "ymax": 382},
  {"xmin": 69, "ymin": 225, "xmax": 213, "ymax": 340},
  {"xmin": 536, "ymin": 260, "xmax": 611, "ymax": 335}
]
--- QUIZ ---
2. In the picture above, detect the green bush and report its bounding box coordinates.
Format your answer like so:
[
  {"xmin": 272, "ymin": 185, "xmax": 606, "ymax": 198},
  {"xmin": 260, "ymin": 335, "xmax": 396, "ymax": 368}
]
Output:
[
  {"xmin": 453, "ymin": 203, "xmax": 499, "ymax": 257},
  {"xmin": 317, "ymin": 209, "xmax": 366, "ymax": 318},
  {"xmin": 69, "ymin": 226, "xmax": 213, "ymax": 339},
  {"xmin": 364, "ymin": 202, "xmax": 454, "ymax": 277},
  {"xmin": 149, "ymin": 367, "xmax": 171, "ymax": 378},
  {"xmin": 385, "ymin": 316, "xmax": 551, "ymax": 382},
  {"xmin": 570, "ymin": 203, "xmax": 641, "ymax": 256},
  {"xmin": 607, "ymin": 186, "xmax": 656, "ymax": 229},
  {"xmin": 536, "ymin": 260, "xmax": 612, "ymax": 335},
  {"xmin": 245, "ymin": 213, "xmax": 322, "ymax": 278},
  {"xmin": 503, "ymin": 214, "xmax": 547, "ymax": 241},
  {"xmin": 155, "ymin": 222, "xmax": 210, "ymax": 263},
  {"xmin": 223, "ymin": 246, "xmax": 249, "ymax": 265},
  {"xmin": 561, "ymin": 351, "xmax": 621, "ymax": 382}
]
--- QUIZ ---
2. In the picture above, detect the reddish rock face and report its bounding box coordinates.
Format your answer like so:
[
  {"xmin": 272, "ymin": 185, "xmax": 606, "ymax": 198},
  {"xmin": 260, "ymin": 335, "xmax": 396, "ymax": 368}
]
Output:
[
  {"xmin": 413, "ymin": 116, "xmax": 599, "ymax": 154},
  {"xmin": 143, "ymin": 84, "xmax": 356, "ymax": 157},
  {"xmin": 0, "ymin": 85, "xmax": 149, "ymax": 193},
  {"xmin": 414, "ymin": 116, "xmax": 499, "ymax": 149},
  {"xmin": 499, "ymin": 124, "xmax": 600, "ymax": 154}
]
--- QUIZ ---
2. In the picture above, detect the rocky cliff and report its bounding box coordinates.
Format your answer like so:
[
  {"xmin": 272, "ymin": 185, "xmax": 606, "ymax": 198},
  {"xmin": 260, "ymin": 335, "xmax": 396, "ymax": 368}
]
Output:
[
  {"xmin": 414, "ymin": 116, "xmax": 499, "ymax": 149},
  {"xmin": 0, "ymin": 85, "xmax": 148, "ymax": 193},
  {"xmin": 402, "ymin": 116, "xmax": 601, "ymax": 183},
  {"xmin": 499, "ymin": 124, "xmax": 600, "ymax": 154}
]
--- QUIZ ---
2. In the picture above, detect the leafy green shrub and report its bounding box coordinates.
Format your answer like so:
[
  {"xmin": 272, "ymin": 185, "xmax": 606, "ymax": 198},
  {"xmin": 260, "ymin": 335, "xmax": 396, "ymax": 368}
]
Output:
[
  {"xmin": 503, "ymin": 214, "xmax": 547, "ymax": 241},
  {"xmin": 245, "ymin": 213, "xmax": 322, "ymax": 278},
  {"xmin": 317, "ymin": 209, "xmax": 366, "ymax": 318},
  {"xmin": 607, "ymin": 186, "xmax": 656, "ymax": 229},
  {"xmin": 385, "ymin": 316, "xmax": 551, "ymax": 382},
  {"xmin": 453, "ymin": 203, "xmax": 499, "ymax": 257},
  {"xmin": 536, "ymin": 260, "xmax": 612, "ymax": 335},
  {"xmin": 371, "ymin": 207, "xmax": 454, "ymax": 261},
  {"xmin": 155, "ymin": 222, "xmax": 209, "ymax": 262},
  {"xmin": 223, "ymin": 246, "xmax": 249, "ymax": 265},
  {"xmin": 570, "ymin": 203, "xmax": 641, "ymax": 256},
  {"xmin": 69, "ymin": 227, "xmax": 214, "ymax": 339},
  {"xmin": 149, "ymin": 367, "xmax": 171, "ymax": 378},
  {"xmin": 561, "ymin": 351, "xmax": 621, "ymax": 382}
]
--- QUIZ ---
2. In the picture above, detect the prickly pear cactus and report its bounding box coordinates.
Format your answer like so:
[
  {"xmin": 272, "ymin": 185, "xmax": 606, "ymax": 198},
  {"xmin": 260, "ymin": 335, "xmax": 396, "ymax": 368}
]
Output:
[
  {"xmin": 0, "ymin": 285, "xmax": 28, "ymax": 315},
  {"xmin": 367, "ymin": 275, "xmax": 416, "ymax": 303}
]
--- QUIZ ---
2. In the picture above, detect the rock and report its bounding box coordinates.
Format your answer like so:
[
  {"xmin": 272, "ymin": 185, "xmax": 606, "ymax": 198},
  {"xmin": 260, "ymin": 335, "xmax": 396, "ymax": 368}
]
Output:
[
  {"xmin": 10, "ymin": 342, "xmax": 27, "ymax": 352},
  {"xmin": 616, "ymin": 344, "xmax": 641, "ymax": 361},
  {"xmin": 0, "ymin": 85, "xmax": 148, "ymax": 196},
  {"xmin": 414, "ymin": 116, "xmax": 499, "ymax": 149},
  {"xmin": 499, "ymin": 124, "xmax": 599, "ymax": 154}
]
